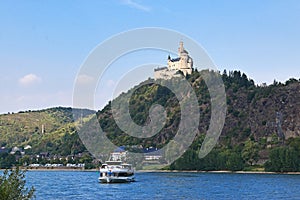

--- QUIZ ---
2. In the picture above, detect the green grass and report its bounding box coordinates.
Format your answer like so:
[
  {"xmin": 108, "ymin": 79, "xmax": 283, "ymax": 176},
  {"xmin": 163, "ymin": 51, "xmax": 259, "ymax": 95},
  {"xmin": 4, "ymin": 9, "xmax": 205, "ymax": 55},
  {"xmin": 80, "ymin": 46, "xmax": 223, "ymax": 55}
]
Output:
[
  {"xmin": 141, "ymin": 164, "xmax": 166, "ymax": 170},
  {"xmin": 243, "ymin": 165, "xmax": 265, "ymax": 171}
]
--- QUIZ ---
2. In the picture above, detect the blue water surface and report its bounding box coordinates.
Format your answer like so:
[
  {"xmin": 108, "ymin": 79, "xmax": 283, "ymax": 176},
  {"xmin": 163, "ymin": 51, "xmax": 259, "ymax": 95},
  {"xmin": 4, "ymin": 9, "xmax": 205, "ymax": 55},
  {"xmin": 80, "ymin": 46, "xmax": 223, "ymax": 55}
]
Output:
[{"xmin": 24, "ymin": 171, "xmax": 300, "ymax": 200}]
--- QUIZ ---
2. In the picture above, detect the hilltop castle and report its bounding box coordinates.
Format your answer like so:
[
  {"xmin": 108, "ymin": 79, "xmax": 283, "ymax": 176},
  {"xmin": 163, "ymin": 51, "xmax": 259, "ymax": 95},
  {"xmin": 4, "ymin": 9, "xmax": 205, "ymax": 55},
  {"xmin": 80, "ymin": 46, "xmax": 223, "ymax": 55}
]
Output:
[{"xmin": 154, "ymin": 41, "xmax": 193, "ymax": 80}]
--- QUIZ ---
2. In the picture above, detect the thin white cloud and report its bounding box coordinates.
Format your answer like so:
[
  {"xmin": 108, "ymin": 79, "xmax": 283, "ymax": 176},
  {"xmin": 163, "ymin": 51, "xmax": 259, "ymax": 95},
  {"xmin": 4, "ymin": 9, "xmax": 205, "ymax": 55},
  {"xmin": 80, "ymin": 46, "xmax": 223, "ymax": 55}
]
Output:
[
  {"xmin": 76, "ymin": 74, "xmax": 95, "ymax": 85},
  {"xmin": 106, "ymin": 79, "xmax": 116, "ymax": 87},
  {"xmin": 120, "ymin": 0, "xmax": 151, "ymax": 12},
  {"xmin": 19, "ymin": 74, "xmax": 42, "ymax": 87}
]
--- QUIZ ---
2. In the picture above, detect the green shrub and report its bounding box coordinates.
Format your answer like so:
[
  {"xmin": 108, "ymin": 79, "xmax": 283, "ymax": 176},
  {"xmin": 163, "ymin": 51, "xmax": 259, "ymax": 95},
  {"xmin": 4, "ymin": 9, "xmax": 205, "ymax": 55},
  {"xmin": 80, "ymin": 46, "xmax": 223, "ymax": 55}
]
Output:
[{"xmin": 0, "ymin": 167, "xmax": 35, "ymax": 200}]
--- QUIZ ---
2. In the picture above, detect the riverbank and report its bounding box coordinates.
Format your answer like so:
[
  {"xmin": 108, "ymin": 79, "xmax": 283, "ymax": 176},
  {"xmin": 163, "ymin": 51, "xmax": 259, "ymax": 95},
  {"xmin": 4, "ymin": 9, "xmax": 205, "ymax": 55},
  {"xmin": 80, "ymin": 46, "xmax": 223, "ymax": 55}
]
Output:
[
  {"xmin": 137, "ymin": 169, "xmax": 300, "ymax": 174},
  {"xmin": 6, "ymin": 166, "xmax": 99, "ymax": 172},
  {"xmin": 8, "ymin": 167, "xmax": 300, "ymax": 174}
]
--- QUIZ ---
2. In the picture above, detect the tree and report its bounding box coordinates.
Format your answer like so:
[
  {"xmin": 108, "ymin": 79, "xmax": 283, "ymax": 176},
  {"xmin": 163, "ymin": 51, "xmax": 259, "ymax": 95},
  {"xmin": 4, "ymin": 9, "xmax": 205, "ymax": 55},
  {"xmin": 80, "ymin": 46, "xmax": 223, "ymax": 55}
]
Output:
[
  {"xmin": 0, "ymin": 167, "xmax": 35, "ymax": 200},
  {"xmin": 242, "ymin": 139, "xmax": 259, "ymax": 166},
  {"xmin": 18, "ymin": 155, "xmax": 31, "ymax": 166},
  {"xmin": 226, "ymin": 151, "xmax": 244, "ymax": 171},
  {"xmin": 265, "ymin": 146, "xmax": 300, "ymax": 172},
  {"xmin": 0, "ymin": 152, "xmax": 16, "ymax": 169}
]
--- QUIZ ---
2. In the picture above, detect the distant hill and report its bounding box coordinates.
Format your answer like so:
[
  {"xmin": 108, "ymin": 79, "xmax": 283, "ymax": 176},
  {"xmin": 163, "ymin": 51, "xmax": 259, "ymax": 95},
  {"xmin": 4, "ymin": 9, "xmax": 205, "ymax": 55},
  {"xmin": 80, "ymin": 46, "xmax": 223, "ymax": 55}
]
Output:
[{"xmin": 0, "ymin": 107, "xmax": 95, "ymax": 156}]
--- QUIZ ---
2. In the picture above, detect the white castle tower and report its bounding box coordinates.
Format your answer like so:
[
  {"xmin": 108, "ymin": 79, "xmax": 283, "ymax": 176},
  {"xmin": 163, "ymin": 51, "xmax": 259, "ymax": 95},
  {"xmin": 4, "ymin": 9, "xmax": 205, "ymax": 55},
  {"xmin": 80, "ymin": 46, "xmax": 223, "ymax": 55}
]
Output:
[{"xmin": 154, "ymin": 41, "xmax": 193, "ymax": 79}]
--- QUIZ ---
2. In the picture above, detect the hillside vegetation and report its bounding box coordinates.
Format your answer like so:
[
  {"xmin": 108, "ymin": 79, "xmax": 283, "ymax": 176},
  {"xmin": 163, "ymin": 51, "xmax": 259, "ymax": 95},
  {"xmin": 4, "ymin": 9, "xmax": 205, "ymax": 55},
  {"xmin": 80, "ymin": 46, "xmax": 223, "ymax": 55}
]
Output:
[
  {"xmin": 1, "ymin": 70, "xmax": 300, "ymax": 172},
  {"xmin": 97, "ymin": 70, "xmax": 300, "ymax": 172},
  {"xmin": 0, "ymin": 107, "xmax": 94, "ymax": 156}
]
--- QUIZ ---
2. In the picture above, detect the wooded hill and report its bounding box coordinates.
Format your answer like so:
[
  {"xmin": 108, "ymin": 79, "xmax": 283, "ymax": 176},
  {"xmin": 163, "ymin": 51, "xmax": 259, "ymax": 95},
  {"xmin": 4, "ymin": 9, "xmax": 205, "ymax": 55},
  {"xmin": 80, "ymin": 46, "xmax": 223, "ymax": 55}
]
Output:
[{"xmin": 97, "ymin": 70, "xmax": 300, "ymax": 172}]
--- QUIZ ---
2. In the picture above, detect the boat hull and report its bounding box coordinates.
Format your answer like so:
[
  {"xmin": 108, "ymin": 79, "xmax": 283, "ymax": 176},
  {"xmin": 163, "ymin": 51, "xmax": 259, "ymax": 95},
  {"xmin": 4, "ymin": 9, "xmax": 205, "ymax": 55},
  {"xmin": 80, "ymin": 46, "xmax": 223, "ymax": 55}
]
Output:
[{"xmin": 98, "ymin": 176, "xmax": 135, "ymax": 183}]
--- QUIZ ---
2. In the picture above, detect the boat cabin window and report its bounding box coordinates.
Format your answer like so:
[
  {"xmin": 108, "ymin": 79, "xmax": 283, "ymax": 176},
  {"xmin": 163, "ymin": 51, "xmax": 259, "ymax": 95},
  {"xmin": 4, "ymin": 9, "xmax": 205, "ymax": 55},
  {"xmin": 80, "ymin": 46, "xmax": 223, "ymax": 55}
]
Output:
[{"xmin": 101, "ymin": 165, "xmax": 107, "ymax": 169}]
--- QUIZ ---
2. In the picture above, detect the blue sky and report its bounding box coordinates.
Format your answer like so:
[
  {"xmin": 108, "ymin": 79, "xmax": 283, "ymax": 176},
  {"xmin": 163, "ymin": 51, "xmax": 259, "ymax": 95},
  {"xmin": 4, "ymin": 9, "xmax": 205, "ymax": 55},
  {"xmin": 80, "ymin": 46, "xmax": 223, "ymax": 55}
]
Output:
[{"xmin": 0, "ymin": 0, "xmax": 300, "ymax": 113}]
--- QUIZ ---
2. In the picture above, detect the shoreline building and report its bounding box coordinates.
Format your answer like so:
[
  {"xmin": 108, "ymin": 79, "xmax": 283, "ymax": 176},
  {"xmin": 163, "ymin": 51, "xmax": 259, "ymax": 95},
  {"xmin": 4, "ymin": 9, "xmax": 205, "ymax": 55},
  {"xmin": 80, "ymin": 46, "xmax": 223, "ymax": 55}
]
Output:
[{"xmin": 154, "ymin": 41, "xmax": 193, "ymax": 80}]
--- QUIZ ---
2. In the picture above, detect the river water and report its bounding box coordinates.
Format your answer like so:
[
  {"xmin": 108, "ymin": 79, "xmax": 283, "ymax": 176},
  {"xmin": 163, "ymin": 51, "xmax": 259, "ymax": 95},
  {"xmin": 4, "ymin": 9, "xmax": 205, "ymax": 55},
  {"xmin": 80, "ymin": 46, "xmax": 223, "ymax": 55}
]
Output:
[{"xmin": 25, "ymin": 171, "xmax": 300, "ymax": 199}]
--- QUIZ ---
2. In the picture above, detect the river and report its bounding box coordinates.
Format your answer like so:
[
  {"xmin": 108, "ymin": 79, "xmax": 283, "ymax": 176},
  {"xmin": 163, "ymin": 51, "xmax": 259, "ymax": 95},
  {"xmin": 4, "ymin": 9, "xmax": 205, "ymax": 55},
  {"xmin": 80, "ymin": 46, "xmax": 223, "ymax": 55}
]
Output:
[{"xmin": 25, "ymin": 171, "xmax": 300, "ymax": 199}]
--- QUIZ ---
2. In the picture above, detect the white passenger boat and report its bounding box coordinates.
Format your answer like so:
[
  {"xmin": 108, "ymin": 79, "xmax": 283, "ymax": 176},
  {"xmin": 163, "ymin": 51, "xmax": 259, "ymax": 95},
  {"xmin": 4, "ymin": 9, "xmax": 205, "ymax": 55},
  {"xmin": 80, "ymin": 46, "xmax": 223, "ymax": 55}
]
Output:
[{"xmin": 98, "ymin": 161, "xmax": 135, "ymax": 183}]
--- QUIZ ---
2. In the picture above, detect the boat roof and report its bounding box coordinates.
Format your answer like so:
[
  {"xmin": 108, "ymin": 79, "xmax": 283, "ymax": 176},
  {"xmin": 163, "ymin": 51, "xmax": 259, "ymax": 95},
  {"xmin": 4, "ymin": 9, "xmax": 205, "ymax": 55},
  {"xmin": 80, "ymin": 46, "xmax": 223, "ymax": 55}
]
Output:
[
  {"xmin": 121, "ymin": 163, "xmax": 132, "ymax": 166},
  {"xmin": 105, "ymin": 161, "xmax": 122, "ymax": 165},
  {"xmin": 102, "ymin": 161, "xmax": 132, "ymax": 166}
]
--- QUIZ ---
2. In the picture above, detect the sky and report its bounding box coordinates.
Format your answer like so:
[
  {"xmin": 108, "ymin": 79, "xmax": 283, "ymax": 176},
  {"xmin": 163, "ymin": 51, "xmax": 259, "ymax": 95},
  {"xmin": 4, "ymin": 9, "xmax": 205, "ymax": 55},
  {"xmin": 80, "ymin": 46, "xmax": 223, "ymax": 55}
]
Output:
[{"xmin": 0, "ymin": 0, "xmax": 300, "ymax": 114}]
